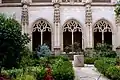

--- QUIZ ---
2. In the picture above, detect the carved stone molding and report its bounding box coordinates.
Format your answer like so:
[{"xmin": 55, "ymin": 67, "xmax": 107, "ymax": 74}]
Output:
[
  {"xmin": 54, "ymin": 3, "xmax": 60, "ymax": 23},
  {"xmin": 21, "ymin": 4, "xmax": 29, "ymax": 26},
  {"xmin": 85, "ymin": 3, "xmax": 92, "ymax": 27}
]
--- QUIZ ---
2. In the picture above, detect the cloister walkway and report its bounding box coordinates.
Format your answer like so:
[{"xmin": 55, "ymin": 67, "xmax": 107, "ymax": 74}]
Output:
[{"xmin": 73, "ymin": 64, "xmax": 110, "ymax": 80}]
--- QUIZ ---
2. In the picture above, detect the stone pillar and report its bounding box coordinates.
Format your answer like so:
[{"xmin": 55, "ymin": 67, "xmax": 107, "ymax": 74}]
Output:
[
  {"xmin": 115, "ymin": 15, "xmax": 120, "ymax": 50},
  {"xmin": 21, "ymin": 0, "xmax": 29, "ymax": 34},
  {"xmin": 21, "ymin": 0, "xmax": 31, "ymax": 49},
  {"xmin": 85, "ymin": 1, "xmax": 92, "ymax": 49},
  {"xmin": 53, "ymin": 1, "xmax": 61, "ymax": 55}
]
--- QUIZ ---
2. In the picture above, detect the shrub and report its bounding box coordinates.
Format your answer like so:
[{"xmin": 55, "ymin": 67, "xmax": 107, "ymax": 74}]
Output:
[
  {"xmin": 52, "ymin": 59, "xmax": 74, "ymax": 80},
  {"xmin": 106, "ymin": 66, "xmax": 120, "ymax": 80},
  {"xmin": 15, "ymin": 74, "xmax": 36, "ymax": 80},
  {"xmin": 0, "ymin": 14, "xmax": 30, "ymax": 71},
  {"xmin": 2, "ymin": 66, "xmax": 46, "ymax": 80},
  {"xmin": 84, "ymin": 57, "xmax": 98, "ymax": 64},
  {"xmin": 19, "ymin": 47, "xmax": 35, "ymax": 68},
  {"xmin": 2, "ymin": 56, "xmax": 74, "ymax": 80},
  {"xmin": 36, "ymin": 44, "xmax": 52, "ymax": 58},
  {"xmin": 95, "ymin": 43, "xmax": 117, "ymax": 58},
  {"xmin": 94, "ymin": 58, "xmax": 117, "ymax": 79}
]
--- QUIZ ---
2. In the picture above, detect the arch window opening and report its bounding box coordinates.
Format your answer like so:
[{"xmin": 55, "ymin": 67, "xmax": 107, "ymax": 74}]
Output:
[
  {"xmin": 93, "ymin": 20, "xmax": 112, "ymax": 48},
  {"xmin": 32, "ymin": 19, "xmax": 52, "ymax": 51},
  {"xmin": 63, "ymin": 19, "xmax": 82, "ymax": 52}
]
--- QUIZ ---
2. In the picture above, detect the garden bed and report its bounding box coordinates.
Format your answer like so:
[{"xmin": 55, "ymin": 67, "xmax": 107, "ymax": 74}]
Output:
[
  {"xmin": 1, "ymin": 56, "xmax": 75, "ymax": 80},
  {"xmin": 94, "ymin": 58, "xmax": 120, "ymax": 80}
]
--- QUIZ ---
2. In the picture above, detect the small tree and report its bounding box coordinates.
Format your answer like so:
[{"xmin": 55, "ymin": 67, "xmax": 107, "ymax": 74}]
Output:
[
  {"xmin": 36, "ymin": 44, "xmax": 52, "ymax": 57},
  {"xmin": 0, "ymin": 14, "xmax": 30, "ymax": 72}
]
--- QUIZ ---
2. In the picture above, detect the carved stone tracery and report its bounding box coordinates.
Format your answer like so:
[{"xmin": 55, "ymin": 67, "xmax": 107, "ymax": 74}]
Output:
[
  {"xmin": 63, "ymin": 20, "xmax": 82, "ymax": 32},
  {"xmin": 93, "ymin": 20, "xmax": 112, "ymax": 32},
  {"xmin": 33, "ymin": 20, "xmax": 51, "ymax": 32}
]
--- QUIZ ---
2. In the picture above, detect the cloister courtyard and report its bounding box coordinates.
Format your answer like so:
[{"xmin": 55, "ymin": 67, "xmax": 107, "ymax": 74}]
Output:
[{"xmin": 1, "ymin": 0, "xmax": 120, "ymax": 80}]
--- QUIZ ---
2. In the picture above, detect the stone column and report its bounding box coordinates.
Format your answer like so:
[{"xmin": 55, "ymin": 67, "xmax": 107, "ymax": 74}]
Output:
[
  {"xmin": 115, "ymin": 15, "xmax": 120, "ymax": 50},
  {"xmin": 53, "ymin": 1, "xmax": 61, "ymax": 55},
  {"xmin": 85, "ymin": 1, "xmax": 92, "ymax": 49}
]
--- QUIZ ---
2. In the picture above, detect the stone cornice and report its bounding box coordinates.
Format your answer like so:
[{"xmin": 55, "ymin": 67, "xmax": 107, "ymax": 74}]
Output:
[{"xmin": 0, "ymin": 2, "xmax": 116, "ymax": 7}]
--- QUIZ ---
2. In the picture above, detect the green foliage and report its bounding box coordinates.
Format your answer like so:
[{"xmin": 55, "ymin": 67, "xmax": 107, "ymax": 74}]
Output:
[
  {"xmin": 0, "ymin": 14, "xmax": 30, "ymax": 70},
  {"xmin": 36, "ymin": 44, "xmax": 52, "ymax": 57},
  {"xmin": 94, "ymin": 58, "xmax": 116, "ymax": 78},
  {"xmin": 64, "ymin": 42, "xmax": 82, "ymax": 54},
  {"xmin": 95, "ymin": 57, "xmax": 120, "ymax": 80},
  {"xmin": 19, "ymin": 47, "xmax": 35, "ymax": 68},
  {"xmin": 95, "ymin": 43, "xmax": 117, "ymax": 58},
  {"xmin": 15, "ymin": 74, "xmax": 36, "ymax": 80},
  {"xmin": 106, "ymin": 66, "xmax": 120, "ymax": 80},
  {"xmin": 52, "ymin": 58, "xmax": 74, "ymax": 80},
  {"xmin": 2, "ymin": 56, "xmax": 74, "ymax": 80},
  {"xmin": 115, "ymin": 0, "xmax": 120, "ymax": 16},
  {"xmin": 84, "ymin": 57, "xmax": 98, "ymax": 64},
  {"xmin": 2, "ymin": 66, "xmax": 46, "ymax": 80}
]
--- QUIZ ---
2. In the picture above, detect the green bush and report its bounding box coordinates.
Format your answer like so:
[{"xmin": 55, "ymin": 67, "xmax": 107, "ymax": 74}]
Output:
[
  {"xmin": 84, "ymin": 57, "xmax": 98, "ymax": 64},
  {"xmin": 2, "ymin": 66, "xmax": 46, "ymax": 80},
  {"xmin": 36, "ymin": 44, "xmax": 52, "ymax": 58},
  {"xmin": 94, "ymin": 58, "xmax": 118, "ymax": 79},
  {"xmin": 52, "ymin": 58, "xmax": 74, "ymax": 80},
  {"xmin": 106, "ymin": 66, "xmax": 120, "ymax": 80},
  {"xmin": 15, "ymin": 74, "xmax": 36, "ymax": 80},
  {"xmin": 2, "ymin": 56, "xmax": 74, "ymax": 80},
  {"xmin": 95, "ymin": 43, "xmax": 117, "ymax": 58},
  {"xmin": 0, "ymin": 14, "xmax": 30, "ymax": 70},
  {"xmin": 20, "ymin": 47, "xmax": 35, "ymax": 68}
]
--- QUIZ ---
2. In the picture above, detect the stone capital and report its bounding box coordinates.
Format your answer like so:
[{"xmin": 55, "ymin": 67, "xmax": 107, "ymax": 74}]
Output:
[{"xmin": 21, "ymin": 0, "xmax": 30, "ymax": 6}]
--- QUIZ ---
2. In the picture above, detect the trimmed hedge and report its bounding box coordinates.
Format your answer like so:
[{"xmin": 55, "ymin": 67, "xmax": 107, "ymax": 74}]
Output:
[
  {"xmin": 94, "ymin": 58, "xmax": 120, "ymax": 80},
  {"xmin": 84, "ymin": 57, "xmax": 98, "ymax": 64}
]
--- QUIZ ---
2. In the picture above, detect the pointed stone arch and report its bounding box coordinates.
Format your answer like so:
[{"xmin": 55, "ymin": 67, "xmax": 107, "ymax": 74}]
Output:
[
  {"xmin": 62, "ymin": 19, "xmax": 83, "ymax": 52},
  {"xmin": 32, "ymin": 19, "xmax": 52, "ymax": 51},
  {"xmin": 93, "ymin": 18, "xmax": 113, "ymax": 48}
]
